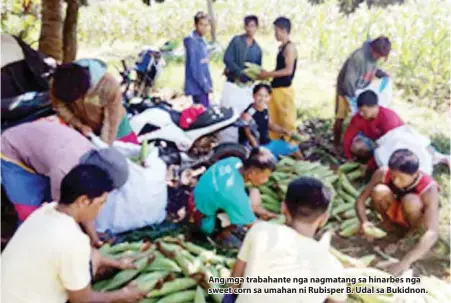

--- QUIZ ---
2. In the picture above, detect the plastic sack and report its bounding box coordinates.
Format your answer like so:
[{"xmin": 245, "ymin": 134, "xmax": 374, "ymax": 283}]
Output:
[
  {"xmin": 91, "ymin": 135, "xmax": 167, "ymax": 234},
  {"xmin": 349, "ymin": 77, "xmax": 393, "ymax": 115},
  {"xmin": 374, "ymin": 125, "xmax": 433, "ymax": 175}
]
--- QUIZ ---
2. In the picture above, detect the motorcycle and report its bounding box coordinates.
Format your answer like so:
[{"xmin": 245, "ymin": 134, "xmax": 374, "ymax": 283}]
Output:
[
  {"xmin": 126, "ymin": 97, "xmax": 247, "ymax": 169},
  {"xmin": 1, "ymin": 91, "xmax": 54, "ymax": 133}
]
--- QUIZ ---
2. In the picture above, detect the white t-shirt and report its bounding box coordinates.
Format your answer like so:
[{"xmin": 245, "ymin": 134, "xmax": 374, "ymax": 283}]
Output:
[
  {"xmin": 236, "ymin": 222, "xmax": 347, "ymax": 303},
  {"xmin": 2, "ymin": 202, "xmax": 91, "ymax": 303}
]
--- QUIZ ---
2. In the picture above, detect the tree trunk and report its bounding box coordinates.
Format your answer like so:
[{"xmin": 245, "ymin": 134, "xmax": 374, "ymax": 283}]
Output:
[
  {"xmin": 39, "ymin": 0, "xmax": 63, "ymax": 61},
  {"xmin": 62, "ymin": 0, "xmax": 79, "ymax": 63},
  {"xmin": 206, "ymin": 0, "xmax": 217, "ymax": 42}
]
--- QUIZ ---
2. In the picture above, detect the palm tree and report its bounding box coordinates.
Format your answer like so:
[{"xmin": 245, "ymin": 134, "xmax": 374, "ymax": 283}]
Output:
[
  {"xmin": 39, "ymin": 0, "xmax": 80, "ymax": 63},
  {"xmin": 38, "ymin": 0, "xmax": 63, "ymax": 61},
  {"xmin": 62, "ymin": 0, "xmax": 79, "ymax": 62}
]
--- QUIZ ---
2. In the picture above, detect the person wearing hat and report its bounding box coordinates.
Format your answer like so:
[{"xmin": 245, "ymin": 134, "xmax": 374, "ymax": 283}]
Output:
[
  {"xmin": 333, "ymin": 36, "xmax": 391, "ymax": 152},
  {"xmin": 50, "ymin": 58, "xmax": 139, "ymax": 145},
  {"xmin": 1, "ymin": 120, "xmax": 129, "ymax": 246}
]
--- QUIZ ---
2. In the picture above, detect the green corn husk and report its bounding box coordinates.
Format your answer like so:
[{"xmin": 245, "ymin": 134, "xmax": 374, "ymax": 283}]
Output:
[
  {"xmin": 339, "ymin": 221, "xmax": 359, "ymax": 238},
  {"xmin": 92, "ymin": 279, "xmax": 110, "ymax": 291},
  {"xmin": 194, "ymin": 286, "xmax": 207, "ymax": 303},
  {"xmin": 339, "ymin": 162, "xmax": 360, "ymax": 173},
  {"xmin": 147, "ymin": 278, "xmax": 197, "ymax": 298},
  {"xmin": 102, "ymin": 256, "xmax": 150, "ymax": 291},
  {"xmin": 339, "ymin": 174, "xmax": 360, "ymax": 198},
  {"xmin": 147, "ymin": 252, "xmax": 182, "ymax": 273}
]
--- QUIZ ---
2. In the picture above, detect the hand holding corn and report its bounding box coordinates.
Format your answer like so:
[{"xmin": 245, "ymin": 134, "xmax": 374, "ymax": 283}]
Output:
[
  {"xmin": 119, "ymin": 257, "xmax": 138, "ymax": 270},
  {"xmin": 119, "ymin": 282, "xmax": 148, "ymax": 302}
]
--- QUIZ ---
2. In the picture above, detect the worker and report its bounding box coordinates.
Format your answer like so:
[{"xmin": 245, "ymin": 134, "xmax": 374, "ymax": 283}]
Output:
[{"xmin": 355, "ymin": 149, "xmax": 440, "ymax": 276}]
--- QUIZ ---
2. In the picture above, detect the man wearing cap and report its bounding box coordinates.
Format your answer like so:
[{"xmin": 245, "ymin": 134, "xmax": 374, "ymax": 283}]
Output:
[
  {"xmin": 1, "ymin": 120, "xmax": 129, "ymax": 246},
  {"xmin": 333, "ymin": 36, "xmax": 391, "ymax": 152},
  {"xmin": 50, "ymin": 58, "xmax": 139, "ymax": 145}
]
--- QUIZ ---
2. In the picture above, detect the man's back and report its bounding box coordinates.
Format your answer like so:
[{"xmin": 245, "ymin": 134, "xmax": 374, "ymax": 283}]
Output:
[
  {"xmin": 236, "ymin": 222, "xmax": 346, "ymax": 303},
  {"xmin": 2, "ymin": 202, "xmax": 91, "ymax": 303},
  {"xmin": 1, "ymin": 121, "xmax": 93, "ymax": 180}
]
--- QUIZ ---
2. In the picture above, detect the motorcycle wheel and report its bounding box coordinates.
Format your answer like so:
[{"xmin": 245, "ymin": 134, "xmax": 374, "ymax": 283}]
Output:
[{"xmin": 208, "ymin": 143, "xmax": 248, "ymax": 165}]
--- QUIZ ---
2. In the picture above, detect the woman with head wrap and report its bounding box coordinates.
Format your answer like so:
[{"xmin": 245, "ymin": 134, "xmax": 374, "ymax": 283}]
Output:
[{"xmin": 50, "ymin": 59, "xmax": 139, "ymax": 145}]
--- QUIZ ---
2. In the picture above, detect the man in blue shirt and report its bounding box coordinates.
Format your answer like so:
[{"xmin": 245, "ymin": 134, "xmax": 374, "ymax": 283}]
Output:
[
  {"xmin": 219, "ymin": 15, "xmax": 263, "ymax": 143},
  {"xmin": 192, "ymin": 148, "xmax": 277, "ymax": 245},
  {"xmin": 184, "ymin": 11, "xmax": 213, "ymax": 107}
]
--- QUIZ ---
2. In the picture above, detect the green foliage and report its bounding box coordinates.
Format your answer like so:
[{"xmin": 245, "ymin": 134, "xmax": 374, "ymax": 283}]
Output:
[
  {"xmin": 1, "ymin": 0, "xmax": 41, "ymax": 47},
  {"xmin": 74, "ymin": 0, "xmax": 450, "ymax": 109}
]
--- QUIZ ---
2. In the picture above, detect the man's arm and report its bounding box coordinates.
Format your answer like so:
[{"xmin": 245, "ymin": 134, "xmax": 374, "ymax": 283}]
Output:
[
  {"xmin": 355, "ymin": 168, "xmax": 384, "ymax": 225},
  {"xmin": 99, "ymin": 74, "xmax": 125, "ymax": 145},
  {"xmin": 342, "ymin": 116, "xmax": 362, "ymax": 159},
  {"xmin": 223, "ymin": 37, "xmax": 242, "ymax": 76},
  {"xmin": 81, "ymin": 221, "xmax": 103, "ymax": 248},
  {"xmin": 375, "ymin": 69, "xmax": 389, "ymax": 78},
  {"xmin": 243, "ymin": 127, "xmax": 259, "ymax": 147},
  {"xmin": 389, "ymin": 185, "xmax": 439, "ymax": 275},
  {"xmin": 184, "ymin": 38, "xmax": 209, "ymax": 93},
  {"xmin": 68, "ymin": 283, "xmax": 146, "ymax": 303},
  {"xmin": 266, "ymin": 43, "xmax": 296, "ymax": 78}
]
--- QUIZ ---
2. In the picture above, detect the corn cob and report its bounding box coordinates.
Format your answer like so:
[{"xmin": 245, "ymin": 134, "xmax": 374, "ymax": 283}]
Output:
[
  {"xmin": 225, "ymin": 258, "xmax": 236, "ymax": 270},
  {"xmin": 331, "ymin": 203, "xmax": 354, "ymax": 216},
  {"xmin": 330, "ymin": 248, "xmax": 366, "ymax": 267},
  {"xmin": 139, "ymin": 298, "xmax": 158, "ymax": 303},
  {"xmin": 181, "ymin": 241, "xmax": 208, "ymax": 255},
  {"xmin": 363, "ymin": 224, "xmax": 387, "ymax": 239},
  {"xmin": 339, "ymin": 162, "xmax": 360, "ymax": 173},
  {"xmin": 198, "ymin": 251, "xmax": 226, "ymax": 265},
  {"xmin": 106, "ymin": 241, "xmax": 145, "ymax": 254},
  {"xmin": 342, "ymin": 208, "xmax": 357, "ymax": 219},
  {"xmin": 174, "ymin": 251, "xmax": 201, "ymax": 276},
  {"xmin": 136, "ymin": 272, "xmax": 168, "ymax": 293},
  {"xmin": 340, "ymin": 217, "xmax": 359, "ymax": 230},
  {"xmin": 339, "ymin": 221, "xmax": 359, "ymax": 237},
  {"xmin": 147, "ymin": 252, "xmax": 182, "ymax": 272},
  {"xmin": 337, "ymin": 188, "xmax": 356, "ymax": 204},
  {"xmin": 155, "ymin": 290, "xmax": 197, "ymax": 303},
  {"xmin": 358, "ymin": 255, "xmax": 376, "ymax": 267},
  {"xmin": 92, "ymin": 279, "xmax": 110, "ymax": 291},
  {"xmin": 147, "ymin": 278, "xmax": 197, "ymax": 298},
  {"xmin": 102, "ymin": 256, "xmax": 151, "ymax": 291},
  {"xmin": 259, "ymin": 185, "xmax": 279, "ymax": 200},
  {"xmin": 348, "ymin": 169, "xmax": 362, "ymax": 181},
  {"xmin": 194, "ymin": 286, "xmax": 207, "ymax": 303},
  {"xmin": 339, "ymin": 174, "xmax": 360, "ymax": 198}
]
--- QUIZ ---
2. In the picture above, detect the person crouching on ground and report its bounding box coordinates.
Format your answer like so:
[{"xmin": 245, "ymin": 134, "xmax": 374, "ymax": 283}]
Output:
[
  {"xmin": 50, "ymin": 59, "xmax": 139, "ymax": 145},
  {"xmin": 343, "ymin": 90, "xmax": 403, "ymax": 172},
  {"xmin": 239, "ymin": 83, "xmax": 302, "ymax": 159},
  {"xmin": 355, "ymin": 149, "xmax": 439, "ymax": 276},
  {"xmin": 2, "ymin": 165, "xmax": 147, "ymax": 303},
  {"xmin": 226, "ymin": 177, "xmax": 347, "ymax": 303},
  {"xmin": 190, "ymin": 147, "xmax": 277, "ymax": 247}
]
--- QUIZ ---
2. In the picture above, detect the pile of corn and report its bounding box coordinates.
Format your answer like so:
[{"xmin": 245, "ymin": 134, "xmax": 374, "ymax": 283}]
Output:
[
  {"xmin": 260, "ymin": 158, "xmax": 386, "ymax": 239},
  {"xmin": 95, "ymin": 236, "xmax": 234, "ymax": 303}
]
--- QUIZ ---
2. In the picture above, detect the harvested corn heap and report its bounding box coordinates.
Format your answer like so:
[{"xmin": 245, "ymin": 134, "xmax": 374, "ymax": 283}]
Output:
[
  {"xmin": 260, "ymin": 158, "xmax": 386, "ymax": 239},
  {"xmin": 94, "ymin": 236, "xmax": 234, "ymax": 303}
]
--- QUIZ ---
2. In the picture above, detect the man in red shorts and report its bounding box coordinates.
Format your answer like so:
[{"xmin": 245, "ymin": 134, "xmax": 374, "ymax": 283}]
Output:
[{"xmin": 355, "ymin": 149, "xmax": 439, "ymax": 276}]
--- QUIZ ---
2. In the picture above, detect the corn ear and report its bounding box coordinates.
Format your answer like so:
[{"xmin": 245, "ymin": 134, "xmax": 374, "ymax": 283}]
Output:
[
  {"xmin": 102, "ymin": 256, "xmax": 150, "ymax": 291},
  {"xmin": 363, "ymin": 225, "xmax": 387, "ymax": 239},
  {"xmin": 339, "ymin": 221, "xmax": 359, "ymax": 238},
  {"xmin": 147, "ymin": 278, "xmax": 197, "ymax": 298},
  {"xmin": 194, "ymin": 285, "xmax": 207, "ymax": 303}
]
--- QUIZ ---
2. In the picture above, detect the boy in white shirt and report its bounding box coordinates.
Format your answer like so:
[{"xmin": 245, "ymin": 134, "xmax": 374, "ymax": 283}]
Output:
[
  {"xmin": 2, "ymin": 164, "xmax": 147, "ymax": 303},
  {"xmin": 229, "ymin": 177, "xmax": 347, "ymax": 303}
]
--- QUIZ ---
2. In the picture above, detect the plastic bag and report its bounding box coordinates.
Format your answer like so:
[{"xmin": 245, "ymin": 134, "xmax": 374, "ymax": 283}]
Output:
[
  {"xmin": 91, "ymin": 135, "xmax": 168, "ymax": 234},
  {"xmin": 349, "ymin": 77, "xmax": 393, "ymax": 115},
  {"xmin": 374, "ymin": 125, "xmax": 433, "ymax": 175}
]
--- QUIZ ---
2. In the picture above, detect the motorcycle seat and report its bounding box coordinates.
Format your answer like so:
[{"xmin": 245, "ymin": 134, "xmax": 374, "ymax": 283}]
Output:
[
  {"xmin": 1, "ymin": 91, "xmax": 51, "ymax": 121},
  {"xmin": 187, "ymin": 106, "xmax": 233, "ymax": 130}
]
